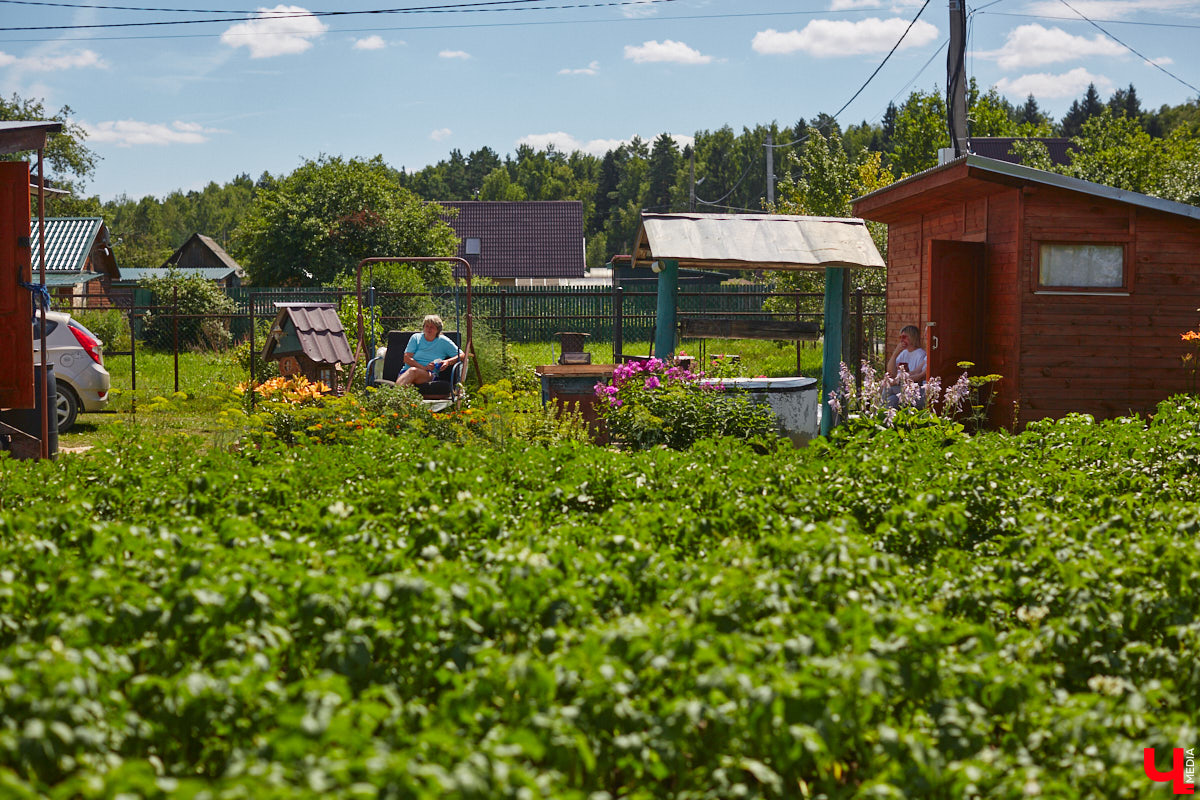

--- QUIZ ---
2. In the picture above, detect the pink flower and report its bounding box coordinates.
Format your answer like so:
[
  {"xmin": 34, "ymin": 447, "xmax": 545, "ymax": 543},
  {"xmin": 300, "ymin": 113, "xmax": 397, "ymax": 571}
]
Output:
[{"xmin": 644, "ymin": 375, "xmax": 661, "ymax": 390}]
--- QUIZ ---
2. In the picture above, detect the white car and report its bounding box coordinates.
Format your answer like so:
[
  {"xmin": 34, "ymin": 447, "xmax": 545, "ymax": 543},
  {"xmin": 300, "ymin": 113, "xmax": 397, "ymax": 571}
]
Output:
[{"xmin": 31, "ymin": 310, "xmax": 111, "ymax": 432}]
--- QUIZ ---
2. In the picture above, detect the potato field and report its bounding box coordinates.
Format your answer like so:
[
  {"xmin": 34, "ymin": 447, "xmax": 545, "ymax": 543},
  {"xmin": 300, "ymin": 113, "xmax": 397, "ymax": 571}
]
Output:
[{"xmin": 2, "ymin": 398, "xmax": 1199, "ymax": 798}]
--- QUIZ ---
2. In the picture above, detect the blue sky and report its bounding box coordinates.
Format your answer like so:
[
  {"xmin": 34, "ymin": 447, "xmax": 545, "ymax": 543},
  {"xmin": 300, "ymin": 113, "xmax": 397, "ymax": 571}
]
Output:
[{"xmin": 2, "ymin": 0, "xmax": 1197, "ymax": 201}]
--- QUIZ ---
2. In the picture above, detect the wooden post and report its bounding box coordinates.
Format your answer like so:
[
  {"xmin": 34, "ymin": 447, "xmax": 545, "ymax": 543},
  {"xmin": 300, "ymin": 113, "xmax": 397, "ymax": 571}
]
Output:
[
  {"xmin": 613, "ymin": 285, "xmax": 624, "ymax": 363},
  {"xmin": 855, "ymin": 288, "xmax": 864, "ymax": 395},
  {"xmin": 820, "ymin": 267, "xmax": 846, "ymax": 436},
  {"xmin": 653, "ymin": 259, "xmax": 679, "ymax": 360}
]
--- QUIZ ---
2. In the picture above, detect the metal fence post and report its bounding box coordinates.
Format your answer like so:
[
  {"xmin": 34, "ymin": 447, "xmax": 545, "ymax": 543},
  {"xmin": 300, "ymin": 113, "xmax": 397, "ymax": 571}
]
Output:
[
  {"xmin": 172, "ymin": 285, "xmax": 179, "ymax": 394},
  {"xmin": 613, "ymin": 285, "xmax": 623, "ymax": 363}
]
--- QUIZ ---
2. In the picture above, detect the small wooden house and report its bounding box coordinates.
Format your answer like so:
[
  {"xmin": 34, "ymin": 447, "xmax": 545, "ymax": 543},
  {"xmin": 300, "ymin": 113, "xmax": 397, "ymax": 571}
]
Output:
[
  {"xmin": 852, "ymin": 154, "xmax": 1200, "ymax": 426},
  {"xmin": 261, "ymin": 303, "xmax": 355, "ymax": 392}
]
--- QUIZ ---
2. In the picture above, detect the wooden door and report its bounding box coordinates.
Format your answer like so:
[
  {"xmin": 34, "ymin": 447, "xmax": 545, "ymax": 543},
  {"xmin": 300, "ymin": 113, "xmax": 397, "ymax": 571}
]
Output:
[
  {"xmin": 928, "ymin": 240, "xmax": 985, "ymax": 388},
  {"xmin": 0, "ymin": 161, "xmax": 34, "ymax": 409}
]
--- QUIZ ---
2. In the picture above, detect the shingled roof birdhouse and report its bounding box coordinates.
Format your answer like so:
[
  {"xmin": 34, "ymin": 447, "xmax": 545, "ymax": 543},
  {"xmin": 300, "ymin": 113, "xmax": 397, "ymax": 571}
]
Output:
[{"xmin": 260, "ymin": 302, "xmax": 355, "ymax": 394}]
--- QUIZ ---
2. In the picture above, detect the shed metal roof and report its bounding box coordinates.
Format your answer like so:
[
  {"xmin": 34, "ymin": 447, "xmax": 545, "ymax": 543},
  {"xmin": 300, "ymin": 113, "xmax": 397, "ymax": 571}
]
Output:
[
  {"xmin": 0, "ymin": 120, "xmax": 64, "ymax": 156},
  {"xmin": 854, "ymin": 154, "xmax": 1200, "ymax": 223},
  {"xmin": 29, "ymin": 217, "xmax": 103, "ymax": 274},
  {"xmin": 262, "ymin": 302, "xmax": 355, "ymax": 366},
  {"xmin": 632, "ymin": 213, "xmax": 885, "ymax": 271}
]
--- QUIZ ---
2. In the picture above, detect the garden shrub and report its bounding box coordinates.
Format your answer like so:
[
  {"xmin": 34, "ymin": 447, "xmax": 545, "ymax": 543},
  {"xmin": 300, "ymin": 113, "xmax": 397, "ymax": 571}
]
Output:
[
  {"xmin": 596, "ymin": 357, "xmax": 777, "ymax": 450},
  {"xmin": 73, "ymin": 308, "xmax": 130, "ymax": 352},
  {"xmin": 139, "ymin": 269, "xmax": 239, "ymax": 351}
]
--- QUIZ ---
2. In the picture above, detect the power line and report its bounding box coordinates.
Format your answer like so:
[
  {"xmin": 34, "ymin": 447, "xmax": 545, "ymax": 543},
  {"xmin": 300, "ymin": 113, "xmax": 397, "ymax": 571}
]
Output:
[
  {"xmin": 0, "ymin": 0, "xmax": 678, "ymax": 31},
  {"xmin": 1054, "ymin": 0, "xmax": 1200, "ymax": 96},
  {"xmin": 0, "ymin": 6, "xmax": 874, "ymax": 43},
  {"xmin": 771, "ymin": 0, "xmax": 935, "ymax": 149},
  {"xmin": 978, "ymin": 10, "xmax": 1200, "ymax": 30}
]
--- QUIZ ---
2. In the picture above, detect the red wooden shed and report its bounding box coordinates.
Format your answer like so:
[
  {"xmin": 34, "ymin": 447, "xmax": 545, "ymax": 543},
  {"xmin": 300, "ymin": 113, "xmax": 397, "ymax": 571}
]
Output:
[{"xmin": 852, "ymin": 154, "xmax": 1200, "ymax": 427}]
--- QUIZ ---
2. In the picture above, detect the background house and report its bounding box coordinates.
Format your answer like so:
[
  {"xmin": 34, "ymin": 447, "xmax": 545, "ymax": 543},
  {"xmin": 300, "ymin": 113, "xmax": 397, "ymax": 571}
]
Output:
[
  {"xmin": 438, "ymin": 201, "xmax": 584, "ymax": 285},
  {"xmin": 116, "ymin": 233, "xmax": 245, "ymax": 289},
  {"xmin": 852, "ymin": 154, "xmax": 1200, "ymax": 427},
  {"xmin": 30, "ymin": 217, "xmax": 120, "ymax": 307}
]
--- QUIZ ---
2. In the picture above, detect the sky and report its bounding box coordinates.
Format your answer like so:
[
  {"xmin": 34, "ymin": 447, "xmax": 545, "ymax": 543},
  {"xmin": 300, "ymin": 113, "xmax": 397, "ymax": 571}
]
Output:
[{"xmin": 1, "ymin": 0, "xmax": 1198, "ymax": 202}]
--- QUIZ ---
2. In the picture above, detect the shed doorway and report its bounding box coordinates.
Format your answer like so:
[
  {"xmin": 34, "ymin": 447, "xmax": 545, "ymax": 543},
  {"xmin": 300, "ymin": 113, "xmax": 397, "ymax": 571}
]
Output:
[{"xmin": 928, "ymin": 240, "xmax": 985, "ymax": 387}]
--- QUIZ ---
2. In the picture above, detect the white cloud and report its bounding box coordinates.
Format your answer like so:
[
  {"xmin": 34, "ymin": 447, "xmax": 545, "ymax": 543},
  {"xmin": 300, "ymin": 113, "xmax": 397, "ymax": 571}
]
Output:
[
  {"xmin": 993, "ymin": 67, "xmax": 1112, "ymax": 99},
  {"xmin": 517, "ymin": 131, "xmax": 693, "ymax": 156},
  {"xmin": 1023, "ymin": 0, "xmax": 1193, "ymax": 19},
  {"xmin": 830, "ymin": 0, "xmax": 882, "ymax": 9},
  {"xmin": 624, "ymin": 40, "xmax": 712, "ymax": 65},
  {"xmin": 0, "ymin": 49, "xmax": 104, "ymax": 71},
  {"xmin": 1150, "ymin": 56, "xmax": 1174, "ymax": 66},
  {"xmin": 622, "ymin": 0, "xmax": 659, "ymax": 18},
  {"xmin": 977, "ymin": 24, "xmax": 1125, "ymax": 70},
  {"xmin": 752, "ymin": 18, "xmax": 939, "ymax": 57},
  {"xmin": 430, "ymin": 128, "xmax": 452, "ymax": 141},
  {"xmin": 353, "ymin": 35, "xmax": 386, "ymax": 51},
  {"xmin": 221, "ymin": 5, "xmax": 327, "ymax": 59},
  {"xmin": 83, "ymin": 119, "xmax": 224, "ymax": 147},
  {"xmin": 559, "ymin": 60, "xmax": 600, "ymax": 76},
  {"xmin": 439, "ymin": 50, "xmax": 471, "ymax": 59}
]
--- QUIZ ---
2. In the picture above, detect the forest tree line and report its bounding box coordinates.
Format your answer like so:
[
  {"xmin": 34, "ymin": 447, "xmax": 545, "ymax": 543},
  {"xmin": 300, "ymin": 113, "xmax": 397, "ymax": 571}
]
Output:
[{"xmin": 5, "ymin": 82, "xmax": 1199, "ymax": 286}]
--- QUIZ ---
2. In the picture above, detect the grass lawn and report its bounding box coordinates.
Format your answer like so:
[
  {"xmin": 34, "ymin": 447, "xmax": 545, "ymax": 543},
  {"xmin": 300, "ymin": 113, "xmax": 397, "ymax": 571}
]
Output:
[{"xmin": 60, "ymin": 337, "xmax": 831, "ymax": 449}]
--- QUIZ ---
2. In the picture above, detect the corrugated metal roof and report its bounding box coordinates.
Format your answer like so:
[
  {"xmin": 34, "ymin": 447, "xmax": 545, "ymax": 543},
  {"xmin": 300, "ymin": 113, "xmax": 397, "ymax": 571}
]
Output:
[
  {"xmin": 854, "ymin": 154, "xmax": 1200, "ymax": 223},
  {"xmin": 118, "ymin": 266, "xmax": 239, "ymax": 282},
  {"xmin": 263, "ymin": 303, "xmax": 355, "ymax": 366},
  {"xmin": 632, "ymin": 213, "xmax": 885, "ymax": 271},
  {"xmin": 438, "ymin": 201, "xmax": 585, "ymax": 279},
  {"xmin": 44, "ymin": 271, "xmax": 103, "ymax": 287},
  {"xmin": 29, "ymin": 217, "xmax": 103, "ymax": 274}
]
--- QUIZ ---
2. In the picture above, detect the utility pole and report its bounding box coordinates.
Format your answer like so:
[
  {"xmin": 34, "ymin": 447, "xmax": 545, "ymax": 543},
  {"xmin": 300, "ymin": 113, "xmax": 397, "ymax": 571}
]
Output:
[
  {"xmin": 947, "ymin": 0, "xmax": 968, "ymax": 157},
  {"xmin": 765, "ymin": 133, "xmax": 775, "ymax": 208},
  {"xmin": 689, "ymin": 149, "xmax": 696, "ymax": 212}
]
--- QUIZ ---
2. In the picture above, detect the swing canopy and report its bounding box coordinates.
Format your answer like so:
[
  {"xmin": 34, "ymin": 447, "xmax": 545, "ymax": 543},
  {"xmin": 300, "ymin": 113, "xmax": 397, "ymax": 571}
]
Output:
[{"xmin": 631, "ymin": 213, "xmax": 885, "ymax": 272}]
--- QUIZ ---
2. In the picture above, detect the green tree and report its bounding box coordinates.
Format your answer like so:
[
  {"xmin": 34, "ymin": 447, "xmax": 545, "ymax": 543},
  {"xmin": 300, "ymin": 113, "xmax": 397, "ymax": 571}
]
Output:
[
  {"xmin": 139, "ymin": 269, "xmax": 239, "ymax": 351},
  {"xmin": 1061, "ymin": 83, "xmax": 1104, "ymax": 137},
  {"xmin": 478, "ymin": 166, "xmax": 527, "ymax": 201},
  {"xmin": 234, "ymin": 155, "xmax": 457, "ymax": 287},
  {"xmin": 1062, "ymin": 108, "xmax": 1200, "ymax": 204},
  {"xmin": 646, "ymin": 133, "xmax": 680, "ymax": 212},
  {"xmin": 0, "ymin": 92, "xmax": 97, "ymax": 194},
  {"xmin": 889, "ymin": 88, "xmax": 947, "ymax": 176}
]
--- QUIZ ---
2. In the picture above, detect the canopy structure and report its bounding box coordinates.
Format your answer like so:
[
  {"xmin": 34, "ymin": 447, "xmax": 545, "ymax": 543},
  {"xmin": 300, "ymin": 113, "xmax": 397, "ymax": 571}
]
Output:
[
  {"xmin": 630, "ymin": 213, "xmax": 885, "ymax": 436},
  {"xmin": 631, "ymin": 213, "xmax": 885, "ymax": 272}
]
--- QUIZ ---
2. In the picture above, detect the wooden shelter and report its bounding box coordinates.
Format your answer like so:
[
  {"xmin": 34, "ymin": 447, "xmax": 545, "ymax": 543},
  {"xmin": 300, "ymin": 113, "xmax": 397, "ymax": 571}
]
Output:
[
  {"xmin": 261, "ymin": 303, "xmax": 355, "ymax": 393},
  {"xmin": 631, "ymin": 213, "xmax": 885, "ymax": 434},
  {"xmin": 852, "ymin": 154, "xmax": 1200, "ymax": 426}
]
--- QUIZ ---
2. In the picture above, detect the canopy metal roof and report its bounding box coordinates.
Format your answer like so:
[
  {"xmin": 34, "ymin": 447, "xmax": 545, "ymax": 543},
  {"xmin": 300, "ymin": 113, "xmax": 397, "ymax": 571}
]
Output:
[
  {"xmin": 631, "ymin": 213, "xmax": 885, "ymax": 272},
  {"xmin": 0, "ymin": 121, "xmax": 64, "ymax": 156}
]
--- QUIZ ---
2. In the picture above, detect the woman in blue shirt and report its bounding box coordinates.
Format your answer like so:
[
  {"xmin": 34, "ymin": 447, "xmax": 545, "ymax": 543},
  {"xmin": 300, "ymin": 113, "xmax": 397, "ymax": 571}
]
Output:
[{"xmin": 396, "ymin": 314, "xmax": 463, "ymax": 387}]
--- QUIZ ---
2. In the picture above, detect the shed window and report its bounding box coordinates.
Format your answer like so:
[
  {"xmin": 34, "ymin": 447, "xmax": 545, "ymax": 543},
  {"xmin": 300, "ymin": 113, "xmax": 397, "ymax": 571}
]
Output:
[
  {"xmin": 1038, "ymin": 243, "xmax": 1125, "ymax": 289},
  {"xmin": 465, "ymin": 237, "xmax": 481, "ymax": 255}
]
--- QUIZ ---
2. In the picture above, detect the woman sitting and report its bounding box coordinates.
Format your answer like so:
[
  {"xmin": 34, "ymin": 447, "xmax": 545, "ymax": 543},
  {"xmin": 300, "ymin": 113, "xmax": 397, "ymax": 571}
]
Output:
[
  {"xmin": 396, "ymin": 314, "xmax": 464, "ymax": 387},
  {"xmin": 885, "ymin": 324, "xmax": 927, "ymax": 409}
]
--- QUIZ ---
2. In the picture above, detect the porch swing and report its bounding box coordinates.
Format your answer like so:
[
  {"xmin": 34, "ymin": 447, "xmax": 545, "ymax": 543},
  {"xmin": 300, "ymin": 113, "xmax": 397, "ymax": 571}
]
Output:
[{"xmin": 352, "ymin": 256, "xmax": 479, "ymax": 411}]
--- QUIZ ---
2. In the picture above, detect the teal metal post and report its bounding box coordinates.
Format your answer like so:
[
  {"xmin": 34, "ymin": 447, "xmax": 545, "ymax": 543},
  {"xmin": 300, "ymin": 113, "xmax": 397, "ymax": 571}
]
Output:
[
  {"xmin": 653, "ymin": 259, "xmax": 679, "ymax": 360},
  {"xmin": 820, "ymin": 267, "xmax": 846, "ymax": 436}
]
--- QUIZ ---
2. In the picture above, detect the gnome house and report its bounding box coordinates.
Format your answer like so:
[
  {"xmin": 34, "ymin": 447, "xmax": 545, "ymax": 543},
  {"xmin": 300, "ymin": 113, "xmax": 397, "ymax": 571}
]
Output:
[
  {"xmin": 260, "ymin": 303, "xmax": 354, "ymax": 393},
  {"xmin": 852, "ymin": 154, "xmax": 1200, "ymax": 427}
]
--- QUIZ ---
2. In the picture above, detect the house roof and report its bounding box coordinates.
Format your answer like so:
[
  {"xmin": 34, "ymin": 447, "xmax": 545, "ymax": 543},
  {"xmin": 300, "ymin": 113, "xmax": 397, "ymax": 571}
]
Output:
[
  {"xmin": 438, "ymin": 201, "xmax": 585, "ymax": 279},
  {"xmin": 262, "ymin": 302, "xmax": 355, "ymax": 366},
  {"xmin": 117, "ymin": 266, "xmax": 241, "ymax": 283},
  {"xmin": 854, "ymin": 154, "xmax": 1200, "ymax": 224},
  {"xmin": 29, "ymin": 217, "xmax": 105, "ymax": 275},
  {"xmin": 165, "ymin": 233, "xmax": 244, "ymax": 273},
  {"xmin": 0, "ymin": 121, "xmax": 63, "ymax": 156},
  {"xmin": 631, "ymin": 213, "xmax": 885, "ymax": 272},
  {"xmin": 967, "ymin": 137, "xmax": 1074, "ymax": 167}
]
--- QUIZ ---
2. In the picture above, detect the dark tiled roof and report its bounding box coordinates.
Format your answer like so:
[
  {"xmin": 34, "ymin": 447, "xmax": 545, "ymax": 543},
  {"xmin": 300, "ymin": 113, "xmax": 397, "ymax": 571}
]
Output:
[
  {"xmin": 967, "ymin": 137, "xmax": 1074, "ymax": 167},
  {"xmin": 264, "ymin": 302, "xmax": 355, "ymax": 366},
  {"xmin": 438, "ymin": 201, "xmax": 585, "ymax": 279}
]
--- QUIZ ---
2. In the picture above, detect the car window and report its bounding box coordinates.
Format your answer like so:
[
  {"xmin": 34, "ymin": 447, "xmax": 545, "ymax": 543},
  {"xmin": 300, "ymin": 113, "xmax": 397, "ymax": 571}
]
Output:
[{"xmin": 31, "ymin": 318, "xmax": 59, "ymax": 337}]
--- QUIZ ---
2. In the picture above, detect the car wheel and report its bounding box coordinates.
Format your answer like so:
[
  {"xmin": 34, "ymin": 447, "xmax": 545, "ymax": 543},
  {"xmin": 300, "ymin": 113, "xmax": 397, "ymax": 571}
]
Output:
[{"xmin": 56, "ymin": 386, "xmax": 79, "ymax": 432}]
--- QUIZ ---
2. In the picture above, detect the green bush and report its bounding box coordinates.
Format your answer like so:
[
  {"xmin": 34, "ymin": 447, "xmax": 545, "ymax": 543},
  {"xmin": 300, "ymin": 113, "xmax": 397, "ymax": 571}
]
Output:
[
  {"xmin": 73, "ymin": 308, "xmax": 130, "ymax": 353},
  {"xmin": 139, "ymin": 270, "xmax": 239, "ymax": 351},
  {"xmin": 597, "ymin": 357, "xmax": 777, "ymax": 449}
]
